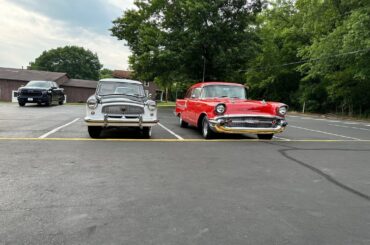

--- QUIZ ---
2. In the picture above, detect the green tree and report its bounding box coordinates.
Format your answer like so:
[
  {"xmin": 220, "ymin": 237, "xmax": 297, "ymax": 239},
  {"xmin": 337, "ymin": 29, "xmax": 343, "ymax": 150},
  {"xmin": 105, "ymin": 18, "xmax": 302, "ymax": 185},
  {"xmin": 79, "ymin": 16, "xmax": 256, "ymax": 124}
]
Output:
[
  {"xmin": 246, "ymin": 0, "xmax": 308, "ymax": 108},
  {"xmin": 297, "ymin": 0, "xmax": 370, "ymax": 115},
  {"xmin": 100, "ymin": 68, "xmax": 113, "ymax": 79},
  {"xmin": 30, "ymin": 46, "xmax": 102, "ymax": 80},
  {"xmin": 111, "ymin": 0, "xmax": 263, "ymax": 89}
]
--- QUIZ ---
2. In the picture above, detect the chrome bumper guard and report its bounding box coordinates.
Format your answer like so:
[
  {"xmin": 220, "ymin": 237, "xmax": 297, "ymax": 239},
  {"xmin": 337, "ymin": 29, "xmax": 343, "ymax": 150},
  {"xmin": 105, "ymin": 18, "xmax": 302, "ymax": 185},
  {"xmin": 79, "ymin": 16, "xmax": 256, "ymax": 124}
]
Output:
[{"xmin": 209, "ymin": 117, "xmax": 288, "ymax": 134}]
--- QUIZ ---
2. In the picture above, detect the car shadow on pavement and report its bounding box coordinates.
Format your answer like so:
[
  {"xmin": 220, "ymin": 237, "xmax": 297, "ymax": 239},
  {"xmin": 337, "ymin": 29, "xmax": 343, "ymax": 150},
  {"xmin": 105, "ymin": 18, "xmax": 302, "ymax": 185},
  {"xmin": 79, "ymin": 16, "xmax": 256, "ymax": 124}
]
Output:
[
  {"xmin": 99, "ymin": 127, "xmax": 149, "ymax": 139},
  {"xmin": 183, "ymin": 125, "xmax": 256, "ymax": 140}
]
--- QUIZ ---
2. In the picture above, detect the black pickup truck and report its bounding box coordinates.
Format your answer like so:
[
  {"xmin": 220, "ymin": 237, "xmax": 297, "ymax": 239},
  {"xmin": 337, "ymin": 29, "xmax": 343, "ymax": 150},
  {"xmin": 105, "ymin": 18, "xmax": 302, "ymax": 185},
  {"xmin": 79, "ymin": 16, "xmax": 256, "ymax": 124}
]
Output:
[{"xmin": 17, "ymin": 80, "xmax": 65, "ymax": 107}]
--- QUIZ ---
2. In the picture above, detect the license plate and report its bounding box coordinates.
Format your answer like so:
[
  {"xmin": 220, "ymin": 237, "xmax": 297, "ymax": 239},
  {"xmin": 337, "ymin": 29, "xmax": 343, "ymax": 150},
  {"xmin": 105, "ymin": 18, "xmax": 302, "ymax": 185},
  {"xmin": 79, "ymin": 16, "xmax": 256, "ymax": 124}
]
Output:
[{"xmin": 27, "ymin": 98, "xmax": 33, "ymax": 101}]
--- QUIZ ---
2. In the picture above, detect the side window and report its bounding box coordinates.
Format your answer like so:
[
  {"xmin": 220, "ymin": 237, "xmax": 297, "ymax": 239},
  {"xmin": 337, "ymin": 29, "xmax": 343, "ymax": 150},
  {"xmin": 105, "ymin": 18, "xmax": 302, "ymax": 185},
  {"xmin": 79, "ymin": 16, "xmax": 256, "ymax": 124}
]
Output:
[
  {"xmin": 191, "ymin": 88, "xmax": 201, "ymax": 99},
  {"xmin": 184, "ymin": 89, "xmax": 192, "ymax": 98}
]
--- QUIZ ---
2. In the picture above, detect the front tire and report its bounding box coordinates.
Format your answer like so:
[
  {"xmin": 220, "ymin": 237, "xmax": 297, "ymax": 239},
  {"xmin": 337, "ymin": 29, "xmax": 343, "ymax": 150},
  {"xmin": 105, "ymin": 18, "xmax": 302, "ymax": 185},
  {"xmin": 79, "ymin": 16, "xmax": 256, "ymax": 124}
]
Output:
[
  {"xmin": 88, "ymin": 126, "xmax": 102, "ymax": 138},
  {"xmin": 202, "ymin": 117, "xmax": 216, "ymax": 139},
  {"xmin": 257, "ymin": 134, "xmax": 274, "ymax": 140},
  {"xmin": 45, "ymin": 96, "xmax": 52, "ymax": 106},
  {"xmin": 142, "ymin": 127, "xmax": 152, "ymax": 138},
  {"xmin": 179, "ymin": 114, "xmax": 188, "ymax": 128},
  {"xmin": 18, "ymin": 102, "xmax": 25, "ymax": 107}
]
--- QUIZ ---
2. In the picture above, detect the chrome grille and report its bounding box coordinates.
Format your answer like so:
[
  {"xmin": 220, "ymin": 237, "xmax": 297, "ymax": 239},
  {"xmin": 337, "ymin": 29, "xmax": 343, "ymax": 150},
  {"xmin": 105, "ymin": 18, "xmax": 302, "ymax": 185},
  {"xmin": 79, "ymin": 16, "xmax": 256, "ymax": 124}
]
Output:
[
  {"xmin": 227, "ymin": 117, "xmax": 278, "ymax": 128},
  {"xmin": 102, "ymin": 105, "xmax": 144, "ymax": 115}
]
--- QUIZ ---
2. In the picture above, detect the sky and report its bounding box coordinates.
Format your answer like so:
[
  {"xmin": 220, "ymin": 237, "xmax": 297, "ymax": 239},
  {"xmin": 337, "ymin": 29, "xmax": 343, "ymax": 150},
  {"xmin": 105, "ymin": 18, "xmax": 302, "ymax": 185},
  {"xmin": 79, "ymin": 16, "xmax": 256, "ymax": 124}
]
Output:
[{"xmin": 0, "ymin": 0, "xmax": 135, "ymax": 70}]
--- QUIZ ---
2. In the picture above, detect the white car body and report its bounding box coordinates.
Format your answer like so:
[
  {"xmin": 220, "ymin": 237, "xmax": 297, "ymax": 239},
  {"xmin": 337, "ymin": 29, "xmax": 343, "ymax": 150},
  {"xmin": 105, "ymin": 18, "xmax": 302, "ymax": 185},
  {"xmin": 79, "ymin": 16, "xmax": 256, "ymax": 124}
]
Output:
[{"xmin": 84, "ymin": 78, "xmax": 158, "ymax": 138}]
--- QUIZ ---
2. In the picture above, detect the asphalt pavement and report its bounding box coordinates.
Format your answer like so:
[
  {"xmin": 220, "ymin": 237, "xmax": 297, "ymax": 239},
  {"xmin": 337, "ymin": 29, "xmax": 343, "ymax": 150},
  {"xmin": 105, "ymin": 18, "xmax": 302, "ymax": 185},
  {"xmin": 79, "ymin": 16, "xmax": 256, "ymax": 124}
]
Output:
[{"xmin": 0, "ymin": 103, "xmax": 369, "ymax": 245}]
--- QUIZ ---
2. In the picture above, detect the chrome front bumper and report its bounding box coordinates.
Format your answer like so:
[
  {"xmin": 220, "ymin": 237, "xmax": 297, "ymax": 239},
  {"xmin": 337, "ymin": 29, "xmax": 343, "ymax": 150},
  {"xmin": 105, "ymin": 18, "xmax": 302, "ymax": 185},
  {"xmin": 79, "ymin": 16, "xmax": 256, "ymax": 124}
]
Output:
[
  {"xmin": 84, "ymin": 114, "xmax": 159, "ymax": 128},
  {"xmin": 209, "ymin": 116, "xmax": 288, "ymax": 134}
]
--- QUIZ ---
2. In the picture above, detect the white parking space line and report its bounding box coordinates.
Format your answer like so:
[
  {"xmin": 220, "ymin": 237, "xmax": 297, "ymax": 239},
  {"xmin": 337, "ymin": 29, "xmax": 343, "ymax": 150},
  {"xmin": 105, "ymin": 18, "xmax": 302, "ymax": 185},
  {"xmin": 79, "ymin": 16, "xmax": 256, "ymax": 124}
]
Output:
[
  {"xmin": 273, "ymin": 136, "xmax": 291, "ymax": 141},
  {"xmin": 288, "ymin": 115, "xmax": 298, "ymax": 118},
  {"xmin": 289, "ymin": 125, "xmax": 361, "ymax": 140},
  {"xmin": 39, "ymin": 118, "xmax": 80, "ymax": 139},
  {"xmin": 158, "ymin": 123, "xmax": 184, "ymax": 140},
  {"xmin": 343, "ymin": 122, "xmax": 359, "ymax": 125},
  {"xmin": 329, "ymin": 124, "xmax": 370, "ymax": 132}
]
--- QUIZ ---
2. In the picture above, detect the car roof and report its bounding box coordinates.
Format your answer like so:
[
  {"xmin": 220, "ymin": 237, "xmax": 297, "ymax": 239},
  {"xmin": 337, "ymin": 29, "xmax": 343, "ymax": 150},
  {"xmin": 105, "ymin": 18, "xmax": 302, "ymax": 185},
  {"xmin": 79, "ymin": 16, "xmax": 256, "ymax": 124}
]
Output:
[
  {"xmin": 99, "ymin": 78, "xmax": 142, "ymax": 85},
  {"xmin": 191, "ymin": 82, "xmax": 245, "ymax": 89},
  {"xmin": 28, "ymin": 80, "xmax": 53, "ymax": 83}
]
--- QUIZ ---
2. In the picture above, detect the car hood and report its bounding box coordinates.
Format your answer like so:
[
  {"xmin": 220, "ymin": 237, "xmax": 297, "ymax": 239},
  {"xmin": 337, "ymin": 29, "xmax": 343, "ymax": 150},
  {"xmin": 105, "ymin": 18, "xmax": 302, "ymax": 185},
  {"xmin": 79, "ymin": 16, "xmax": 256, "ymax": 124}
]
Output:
[
  {"xmin": 203, "ymin": 98, "xmax": 286, "ymax": 116},
  {"xmin": 19, "ymin": 87, "xmax": 48, "ymax": 91}
]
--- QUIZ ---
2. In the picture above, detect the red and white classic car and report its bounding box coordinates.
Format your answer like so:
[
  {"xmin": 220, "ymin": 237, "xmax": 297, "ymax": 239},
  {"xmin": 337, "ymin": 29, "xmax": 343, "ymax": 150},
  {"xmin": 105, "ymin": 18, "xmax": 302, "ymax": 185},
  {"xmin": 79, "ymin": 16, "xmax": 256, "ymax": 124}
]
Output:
[{"xmin": 175, "ymin": 82, "xmax": 288, "ymax": 139}]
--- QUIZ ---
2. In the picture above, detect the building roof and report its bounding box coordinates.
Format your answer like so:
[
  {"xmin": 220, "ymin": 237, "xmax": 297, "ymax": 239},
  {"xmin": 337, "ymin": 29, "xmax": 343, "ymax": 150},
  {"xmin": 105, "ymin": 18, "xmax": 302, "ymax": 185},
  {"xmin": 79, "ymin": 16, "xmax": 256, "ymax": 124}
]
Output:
[
  {"xmin": 61, "ymin": 79, "xmax": 98, "ymax": 89},
  {"xmin": 100, "ymin": 78, "xmax": 142, "ymax": 85},
  {"xmin": 112, "ymin": 70, "xmax": 133, "ymax": 79},
  {"xmin": 0, "ymin": 67, "xmax": 67, "ymax": 82}
]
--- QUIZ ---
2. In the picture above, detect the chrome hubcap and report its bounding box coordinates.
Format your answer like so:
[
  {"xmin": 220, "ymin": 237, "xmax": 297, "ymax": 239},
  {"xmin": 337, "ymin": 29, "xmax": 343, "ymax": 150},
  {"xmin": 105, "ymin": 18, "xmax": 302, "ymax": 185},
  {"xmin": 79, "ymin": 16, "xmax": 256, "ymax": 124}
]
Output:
[{"xmin": 203, "ymin": 120, "xmax": 208, "ymax": 136}]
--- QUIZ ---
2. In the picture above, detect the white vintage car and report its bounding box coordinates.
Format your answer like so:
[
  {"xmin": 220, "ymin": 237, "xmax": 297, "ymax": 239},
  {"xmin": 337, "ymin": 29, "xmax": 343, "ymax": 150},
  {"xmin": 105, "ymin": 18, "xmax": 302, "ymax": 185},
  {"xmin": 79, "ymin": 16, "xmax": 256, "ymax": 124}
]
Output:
[{"xmin": 84, "ymin": 78, "xmax": 158, "ymax": 138}]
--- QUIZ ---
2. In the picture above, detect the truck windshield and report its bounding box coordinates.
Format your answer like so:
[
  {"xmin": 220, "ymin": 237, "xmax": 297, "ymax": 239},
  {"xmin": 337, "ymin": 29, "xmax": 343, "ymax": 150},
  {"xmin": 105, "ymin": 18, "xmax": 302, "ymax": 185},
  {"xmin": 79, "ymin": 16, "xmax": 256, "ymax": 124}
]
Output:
[
  {"xmin": 203, "ymin": 85, "xmax": 246, "ymax": 99},
  {"xmin": 98, "ymin": 82, "xmax": 145, "ymax": 97},
  {"xmin": 25, "ymin": 81, "xmax": 50, "ymax": 88}
]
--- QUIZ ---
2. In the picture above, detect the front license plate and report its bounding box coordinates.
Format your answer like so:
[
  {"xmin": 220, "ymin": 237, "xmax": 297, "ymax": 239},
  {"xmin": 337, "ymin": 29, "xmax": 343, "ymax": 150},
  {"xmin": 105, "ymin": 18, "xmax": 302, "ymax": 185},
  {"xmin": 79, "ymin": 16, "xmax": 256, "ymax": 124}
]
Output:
[{"xmin": 27, "ymin": 98, "xmax": 33, "ymax": 101}]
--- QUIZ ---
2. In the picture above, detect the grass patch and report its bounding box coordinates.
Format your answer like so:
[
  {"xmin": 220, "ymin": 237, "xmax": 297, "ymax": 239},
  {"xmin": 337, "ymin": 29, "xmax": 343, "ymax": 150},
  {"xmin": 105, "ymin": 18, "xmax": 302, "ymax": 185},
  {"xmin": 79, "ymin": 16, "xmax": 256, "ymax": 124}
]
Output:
[{"xmin": 157, "ymin": 101, "xmax": 176, "ymax": 107}]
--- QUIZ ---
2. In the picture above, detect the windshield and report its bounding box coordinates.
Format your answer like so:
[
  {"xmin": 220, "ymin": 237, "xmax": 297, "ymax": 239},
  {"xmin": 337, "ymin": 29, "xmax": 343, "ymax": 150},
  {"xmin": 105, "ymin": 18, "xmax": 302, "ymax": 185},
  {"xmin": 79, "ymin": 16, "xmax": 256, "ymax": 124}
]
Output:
[
  {"xmin": 98, "ymin": 81, "xmax": 145, "ymax": 97},
  {"xmin": 203, "ymin": 85, "xmax": 247, "ymax": 99},
  {"xmin": 25, "ymin": 81, "xmax": 50, "ymax": 88}
]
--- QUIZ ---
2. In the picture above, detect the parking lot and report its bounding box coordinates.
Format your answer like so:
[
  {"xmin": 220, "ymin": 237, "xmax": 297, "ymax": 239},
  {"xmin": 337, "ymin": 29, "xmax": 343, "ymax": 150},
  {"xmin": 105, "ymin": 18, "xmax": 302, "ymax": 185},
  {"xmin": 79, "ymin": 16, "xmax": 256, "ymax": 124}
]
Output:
[{"xmin": 0, "ymin": 103, "xmax": 369, "ymax": 244}]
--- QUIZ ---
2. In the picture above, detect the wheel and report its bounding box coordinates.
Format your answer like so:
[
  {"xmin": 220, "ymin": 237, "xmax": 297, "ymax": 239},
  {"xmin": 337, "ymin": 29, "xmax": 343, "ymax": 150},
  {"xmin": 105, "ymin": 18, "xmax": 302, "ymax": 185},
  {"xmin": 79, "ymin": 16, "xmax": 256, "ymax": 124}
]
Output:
[
  {"xmin": 18, "ymin": 102, "xmax": 25, "ymax": 107},
  {"xmin": 142, "ymin": 127, "xmax": 152, "ymax": 138},
  {"xmin": 202, "ymin": 117, "xmax": 216, "ymax": 139},
  {"xmin": 45, "ymin": 96, "xmax": 52, "ymax": 106},
  {"xmin": 58, "ymin": 99, "xmax": 64, "ymax": 105},
  {"xmin": 179, "ymin": 114, "xmax": 188, "ymax": 128},
  {"xmin": 257, "ymin": 134, "xmax": 274, "ymax": 140},
  {"xmin": 88, "ymin": 126, "xmax": 102, "ymax": 138},
  {"xmin": 37, "ymin": 102, "xmax": 42, "ymax": 106}
]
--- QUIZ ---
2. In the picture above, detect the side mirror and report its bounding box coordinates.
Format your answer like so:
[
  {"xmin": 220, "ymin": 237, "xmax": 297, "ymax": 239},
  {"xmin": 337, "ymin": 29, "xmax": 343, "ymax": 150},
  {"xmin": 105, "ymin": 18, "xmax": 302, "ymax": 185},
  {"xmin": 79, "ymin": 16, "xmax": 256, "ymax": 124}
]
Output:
[{"xmin": 51, "ymin": 86, "xmax": 58, "ymax": 90}]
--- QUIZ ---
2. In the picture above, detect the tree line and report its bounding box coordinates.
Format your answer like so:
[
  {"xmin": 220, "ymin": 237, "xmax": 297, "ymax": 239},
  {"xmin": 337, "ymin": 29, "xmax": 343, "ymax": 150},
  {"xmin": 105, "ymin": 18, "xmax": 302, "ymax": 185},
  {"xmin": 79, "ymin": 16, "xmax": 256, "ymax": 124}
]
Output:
[{"xmin": 111, "ymin": 0, "xmax": 370, "ymax": 117}]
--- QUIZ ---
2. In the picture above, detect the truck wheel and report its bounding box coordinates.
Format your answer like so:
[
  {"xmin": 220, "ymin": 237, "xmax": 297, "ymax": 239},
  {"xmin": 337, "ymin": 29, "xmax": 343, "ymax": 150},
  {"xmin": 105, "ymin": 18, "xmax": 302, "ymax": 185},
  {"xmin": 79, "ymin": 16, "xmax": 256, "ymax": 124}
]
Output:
[
  {"xmin": 179, "ymin": 114, "xmax": 188, "ymax": 128},
  {"xmin": 142, "ymin": 127, "xmax": 152, "ymax": 138},
  {"xmin": 88, "ymin": 126, "xmax": 102, "ymax": 138},
  {"xmin": 18, "ymin": 102, "xmax": 25, "ymax": 107},
  {"xmin": 45, "ymin": 96, "xmax": 52, "ymax": 106},
  {"xmin": 59, "ymin": 99, "xmax": 64, "ymax": 105},
  {"xmin": 202, "ymin": 117, "xmax": 216, "ymax": 139},
  {"xmin": 257, "ymin": 134, "xmax": 274, "ymax": 140}
]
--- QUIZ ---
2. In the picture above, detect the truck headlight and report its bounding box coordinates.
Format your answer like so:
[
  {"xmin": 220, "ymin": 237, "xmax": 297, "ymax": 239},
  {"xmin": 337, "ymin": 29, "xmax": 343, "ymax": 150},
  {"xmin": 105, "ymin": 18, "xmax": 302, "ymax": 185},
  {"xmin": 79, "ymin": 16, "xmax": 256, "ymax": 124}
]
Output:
[
  {"xmin": 215, "ymin": 104, "xmax": 226, "ymax": 115},
  {"xmin": 87, "ymin": 98, "xmax": 98, "ymax": 109},
  {"xmin": 147, "ymin": 101, "xmax": 156, "ymax": 111},
  {"xmin": 278, "ymin": 106, "xmax": 287, "ymax": 116}
]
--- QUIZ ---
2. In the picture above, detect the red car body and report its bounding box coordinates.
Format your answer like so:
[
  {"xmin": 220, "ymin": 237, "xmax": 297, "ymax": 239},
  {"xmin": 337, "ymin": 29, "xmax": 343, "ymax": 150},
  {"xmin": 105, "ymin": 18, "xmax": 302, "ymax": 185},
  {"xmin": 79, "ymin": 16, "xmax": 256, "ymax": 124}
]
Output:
[{"xmin": 175, "ymin": 82, "xmax": 288, "ymax": 139}]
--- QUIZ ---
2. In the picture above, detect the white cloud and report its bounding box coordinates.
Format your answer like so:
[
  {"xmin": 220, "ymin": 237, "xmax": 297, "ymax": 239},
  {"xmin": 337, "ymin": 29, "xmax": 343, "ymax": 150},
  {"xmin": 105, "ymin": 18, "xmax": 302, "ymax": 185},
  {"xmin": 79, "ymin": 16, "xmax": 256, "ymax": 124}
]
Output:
[{"xmin": 0, "ymin": 0, "xmax": 132, "ymax": 70}]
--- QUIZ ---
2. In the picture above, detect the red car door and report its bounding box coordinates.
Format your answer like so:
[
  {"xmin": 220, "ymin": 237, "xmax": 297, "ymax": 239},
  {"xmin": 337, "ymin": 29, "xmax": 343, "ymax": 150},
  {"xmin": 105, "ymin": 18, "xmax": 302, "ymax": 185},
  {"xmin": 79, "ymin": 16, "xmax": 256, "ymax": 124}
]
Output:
[{"xmin": 187, "ymin": 88, "xmax": 202, "ymax": 126}]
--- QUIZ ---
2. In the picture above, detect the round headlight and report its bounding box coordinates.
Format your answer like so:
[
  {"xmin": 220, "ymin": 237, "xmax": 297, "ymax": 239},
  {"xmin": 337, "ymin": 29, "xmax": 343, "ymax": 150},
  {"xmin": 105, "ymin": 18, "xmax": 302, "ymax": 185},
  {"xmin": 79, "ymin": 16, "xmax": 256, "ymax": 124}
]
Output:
[
  {"xmin": 215, "ymin": 104, "xmax": 226, "ymax": 115},
  {"xmin": 87, "ymin": 98, "xmax": 98, "ymax": 109},
  {"xmin": 278, "ymin": 106, "xmax": 287, "ymax": 116},
  {"xmin": 147, "ymin": 101, "xmax": 156, "ymax": 111}
]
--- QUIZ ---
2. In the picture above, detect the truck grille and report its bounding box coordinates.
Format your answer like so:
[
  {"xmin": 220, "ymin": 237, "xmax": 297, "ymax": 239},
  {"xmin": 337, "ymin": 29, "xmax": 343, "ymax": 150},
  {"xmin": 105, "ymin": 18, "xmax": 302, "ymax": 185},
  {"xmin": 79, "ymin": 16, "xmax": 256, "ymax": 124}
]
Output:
[
  {"xmin": 227, "ymin": 117, "xmax": 278, "ymax": 128},
  {"xmin": 102, "ymin": 105, "xmax": 144, "ymax": 115},
  {"xmin": 21, "ymin": 90, "xmax": 42, "ymax": 96}
]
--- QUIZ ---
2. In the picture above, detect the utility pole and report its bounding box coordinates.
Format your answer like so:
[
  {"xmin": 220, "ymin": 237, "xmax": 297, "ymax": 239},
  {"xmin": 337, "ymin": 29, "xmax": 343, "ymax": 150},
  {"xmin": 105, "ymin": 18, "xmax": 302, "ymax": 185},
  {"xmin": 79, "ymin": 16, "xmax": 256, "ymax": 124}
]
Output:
[{"xmin": 202, "ymin": 55, "xmax": 206, "ymax": 82}]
